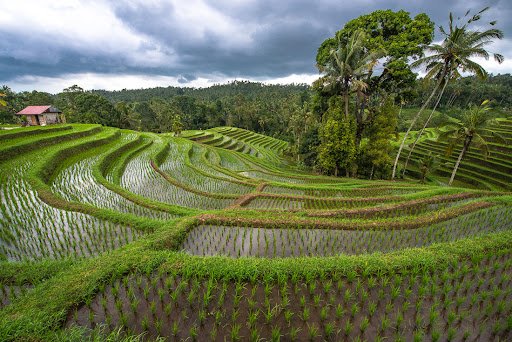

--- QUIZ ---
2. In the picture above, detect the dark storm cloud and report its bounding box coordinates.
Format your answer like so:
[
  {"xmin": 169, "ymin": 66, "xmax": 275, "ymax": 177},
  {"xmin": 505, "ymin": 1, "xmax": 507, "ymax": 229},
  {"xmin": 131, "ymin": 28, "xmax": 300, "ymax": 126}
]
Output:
[{"xmin": 1, "ymin": 0, "xmax": 511, "ymax": 88}]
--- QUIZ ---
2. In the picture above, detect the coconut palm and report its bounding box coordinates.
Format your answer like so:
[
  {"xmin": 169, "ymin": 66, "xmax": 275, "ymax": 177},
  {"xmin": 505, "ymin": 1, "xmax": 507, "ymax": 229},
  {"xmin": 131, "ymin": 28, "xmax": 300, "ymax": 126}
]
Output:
[
  {"xmin": 322, "ymin": 29, "xmax": 384, "ymax": 120},
  {"xmin": 392, "ymin": 7, "xmax": 504, "ymax": 179},
  {"xmin": 438, "ymin": 100, "xmax": 504, "ymax": 186},
  {"xmin": 416, "ymin": 152, "xmax": 440, "ymax": 184}
]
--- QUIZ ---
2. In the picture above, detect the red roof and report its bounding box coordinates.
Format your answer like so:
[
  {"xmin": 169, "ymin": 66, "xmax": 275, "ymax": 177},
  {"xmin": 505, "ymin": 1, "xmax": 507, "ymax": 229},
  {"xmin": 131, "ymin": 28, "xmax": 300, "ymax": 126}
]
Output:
[{"xmin": 17, "ymin": 106, "xmax": 61, "ymax": 115}]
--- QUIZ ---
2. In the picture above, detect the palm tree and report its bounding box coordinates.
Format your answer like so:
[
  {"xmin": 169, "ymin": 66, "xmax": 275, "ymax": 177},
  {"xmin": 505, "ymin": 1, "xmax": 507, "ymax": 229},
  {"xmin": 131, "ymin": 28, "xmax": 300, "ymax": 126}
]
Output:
[
  {"xmin": 416, "ymin": 152, "xmax": 440, "ymax": 183},
  {"xmin": 437, "ymin": 100, "xmax": 503, "ymax": 185},
  {"xmin": 392, "ymin": 7, "xmax": 504, "ymax": 179},
  {"xmin": 321, "ymin": 30, "xmax": 383, "ymax": 121}
]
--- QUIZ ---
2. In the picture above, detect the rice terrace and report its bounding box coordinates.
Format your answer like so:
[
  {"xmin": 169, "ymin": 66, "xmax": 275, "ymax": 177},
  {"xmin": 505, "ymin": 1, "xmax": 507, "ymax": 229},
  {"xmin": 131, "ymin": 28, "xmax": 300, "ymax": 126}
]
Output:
[{"xmin": 1, "ymin": 3, "xmax": 512, "ymax": 342}]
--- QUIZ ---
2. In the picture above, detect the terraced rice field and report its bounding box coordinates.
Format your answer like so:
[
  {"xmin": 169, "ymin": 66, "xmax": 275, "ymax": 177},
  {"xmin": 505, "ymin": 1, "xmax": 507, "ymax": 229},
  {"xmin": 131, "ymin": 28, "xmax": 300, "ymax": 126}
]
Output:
[
  {"xmin": 400, "ymin": 119, "xmax": 512, "ymax": 190},
  {"xmin": 0, "ymin": 123, "xmax": 511, "ymax": 341}
]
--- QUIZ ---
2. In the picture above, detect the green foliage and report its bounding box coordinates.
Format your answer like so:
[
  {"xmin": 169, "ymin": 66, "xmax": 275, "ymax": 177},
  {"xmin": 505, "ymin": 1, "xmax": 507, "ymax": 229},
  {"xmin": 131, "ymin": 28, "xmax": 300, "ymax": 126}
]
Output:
[
  {"xmin": 64, "ymin": 93, "xmax": 121, "ymax": 127},
  {"xmin": 316, "ymin": 10, "xmax": 434, "ymax": 71},
  {"xmin": 358, "ymin": 98, "xmax": 397, "ymax": 178},
  {"xmin": 0, "ymin": 86, "xmax": 21, "ymax": 124},
  {"xmin": 312, "ymin": 10, "xmax": 435, "ymax": 178},
  {"xmin": 417, "ymin": 152, "xmax": 440, "ymax": 183},
  {"xmin": 93, "ymin": 81, "xmax": 310, "ymax": 138},
  {"xmin": 411, "ymin": 74, "xmax": 512, "ymax": 110},
  {"xmin": 317, "ymin": 98, "xmax": 356, "ymax": 176},
  {"xmin": 337, "ymin": 11, "xmax": 433, "ymax": 60}
]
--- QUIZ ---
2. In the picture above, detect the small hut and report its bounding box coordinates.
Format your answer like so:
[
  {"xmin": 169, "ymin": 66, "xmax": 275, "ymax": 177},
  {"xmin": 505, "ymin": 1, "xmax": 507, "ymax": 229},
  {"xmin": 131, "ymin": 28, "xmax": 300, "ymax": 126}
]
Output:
[{"xmin": 16, "ymin": 106, "xmax": 64, "ymax": 126}]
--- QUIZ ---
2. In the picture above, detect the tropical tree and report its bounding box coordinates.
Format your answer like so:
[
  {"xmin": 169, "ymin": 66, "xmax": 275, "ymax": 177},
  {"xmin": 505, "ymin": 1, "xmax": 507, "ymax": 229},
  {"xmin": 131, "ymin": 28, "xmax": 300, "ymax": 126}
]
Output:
[
  {"xmin": 416, "ymin": 152, "xmax": 440, "ymax": 183},
  {"xmin": 317, "ymin": 97, "xmax": 356, "ymax": 177},
  {"xmin": 360, "ymin": 97, "xmax": 398, "ymax": 179},
  {"xmin": 172, "ymin": 114, "xmax": 183, "ymax": 136},
  {"xmin": 438, "ymin": 100, "xmax": 503, "ymax": 185},
  {"xmin": 393, "ymin": 7, "xmax": 504, "ymax": 179},
  {"xmin": 321, "ymin": 29, "xmax": 383, "ymax": 121},
  {"xmin": 317, "ymin": 10, "xmax": 433, "ymax": 147}
]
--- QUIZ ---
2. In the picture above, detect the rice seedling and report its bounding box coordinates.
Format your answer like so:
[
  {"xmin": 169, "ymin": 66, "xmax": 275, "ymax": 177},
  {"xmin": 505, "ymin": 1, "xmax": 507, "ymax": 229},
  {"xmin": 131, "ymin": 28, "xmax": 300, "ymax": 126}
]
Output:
[{"xmin": 1, "ymin": 123, "xmax": 511, "ymax": 341}]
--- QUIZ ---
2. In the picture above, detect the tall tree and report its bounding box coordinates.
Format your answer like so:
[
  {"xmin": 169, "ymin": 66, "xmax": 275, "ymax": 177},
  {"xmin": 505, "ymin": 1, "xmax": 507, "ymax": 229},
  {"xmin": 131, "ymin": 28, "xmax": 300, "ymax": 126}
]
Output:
[
  {"xmin": 317, "ymin": 10, "xmax": 433, "ymax": 142},
  {"xmin": 315, "ymin": 10, "xmax": 434, "ymax": 178},
  {"xmin": 0, "ymin": 86, "xmax": 24, "ymax": 123},
  {"xmin": 438, "ymin": 100, "xmax": 503, "ymax": 185},
  {"xmin": 317, "ymin": 97, "xmax": 356, "ymax": 176},
  {"xmin": 393, "ymin": 7, "xmax": 504, "ymax": 179},
  {"xmin": 360, "ymin": 97, "xmax": 398, "ymax": 179},
  {"xmin": 321, "ymin": 30, "xmax": 382, "ymax": 121}
]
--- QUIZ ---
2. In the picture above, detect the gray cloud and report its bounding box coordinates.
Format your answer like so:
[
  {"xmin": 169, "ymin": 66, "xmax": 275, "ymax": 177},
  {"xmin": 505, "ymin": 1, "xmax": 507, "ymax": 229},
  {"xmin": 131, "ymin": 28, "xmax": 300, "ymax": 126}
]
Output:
[{"xmin": 1, "ymin": 0, "xmax": 510, "ymax": 90}]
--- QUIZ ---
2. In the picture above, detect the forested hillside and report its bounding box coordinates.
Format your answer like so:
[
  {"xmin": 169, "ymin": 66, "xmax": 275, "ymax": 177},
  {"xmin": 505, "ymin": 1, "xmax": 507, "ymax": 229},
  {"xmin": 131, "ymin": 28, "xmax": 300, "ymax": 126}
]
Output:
[
  {"xmin": 0, "ymin": 82, "xmax": 310, "ymax": 140},
  {"xmin": 2, "ymin": 75, "xmax": 512, "ymax": 140}
]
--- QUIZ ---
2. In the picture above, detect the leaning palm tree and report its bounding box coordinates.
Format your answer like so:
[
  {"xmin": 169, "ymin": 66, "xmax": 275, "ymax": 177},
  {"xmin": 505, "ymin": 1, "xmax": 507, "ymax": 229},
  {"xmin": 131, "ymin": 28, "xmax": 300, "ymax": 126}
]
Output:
[
  {"xmin": 322, "ymin": 29, "xmax": 384, "ymax": 120},
  {"xmin": 392, "ymin": 7, "xmax": 504, "ymax": 179},
  {"xmin": 437, "ymin": 100, "xmax": 503, "ymax": 186}
]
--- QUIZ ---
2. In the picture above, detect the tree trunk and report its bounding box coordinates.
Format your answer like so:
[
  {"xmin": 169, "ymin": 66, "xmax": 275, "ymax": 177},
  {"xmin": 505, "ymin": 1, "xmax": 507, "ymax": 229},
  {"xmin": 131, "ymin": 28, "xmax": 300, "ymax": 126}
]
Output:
[
  {"xmin": 296, "ymin": 136, "xmax": 300, "ymax": 163},
  {"xmin": 448, "ymin": 135, "xmax": 472, "ymax": 186},
  {"xmin": 402, "ymin": 78, "xmax": 449, "ymax": 177},
  {"xmin": 391, "ymin": 77, "xmax": 444, "ymax": 179}
]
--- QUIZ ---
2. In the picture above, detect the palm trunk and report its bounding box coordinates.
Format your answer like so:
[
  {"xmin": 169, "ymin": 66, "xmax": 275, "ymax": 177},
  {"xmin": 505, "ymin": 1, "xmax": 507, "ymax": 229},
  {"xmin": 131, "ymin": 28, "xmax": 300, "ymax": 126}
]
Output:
[
  {"xmin": 391, "ymin": 77, "xmax": 444, "ymax": 179},
  {"xmin": 448, "ymin": 135, "xmax": 472, "ymax": 186},
  {"xmin": 402, "ymin": 78, "xmax": 449, "ymax": 177},
  {"xmin": 355, "ymin": 97, "xmax": 365, "ymax": 148}
]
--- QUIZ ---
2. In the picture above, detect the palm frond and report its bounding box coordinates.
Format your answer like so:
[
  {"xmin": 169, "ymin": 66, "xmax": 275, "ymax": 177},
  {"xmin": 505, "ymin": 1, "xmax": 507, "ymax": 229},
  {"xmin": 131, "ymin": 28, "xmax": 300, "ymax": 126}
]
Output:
[
  {"xmin": 494, "ymin": 53, "xmax": 504, "ymax": 63},
  {"xmin": 460, "ymin": 59, "xmax": 488, "ymax": 79},
  {"xmin": 470, "ymin": 133, "xmax": 490, "ymax": 158},
  {"xmin": 489, "ymin": 130, "xmax": 509, "ymax": 145},
  {"xmin": 437, "ymin": 113, "xmax": 462, "ymax": 128}
]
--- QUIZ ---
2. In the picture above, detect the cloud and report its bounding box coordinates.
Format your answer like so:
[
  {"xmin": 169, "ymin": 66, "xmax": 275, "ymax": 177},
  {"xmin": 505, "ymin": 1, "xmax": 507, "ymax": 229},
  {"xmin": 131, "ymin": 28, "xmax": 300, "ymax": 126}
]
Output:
[
  {"xmin": 1, "ymin": 0, "xmax": 511, "ymax": 91},
  {"xmin": 6, "ymin": 72, "xmax": 318, "ymax": 93},
  {"xmin": 6, "ymin": 73, "xmax": 221, "ymax": 93}
]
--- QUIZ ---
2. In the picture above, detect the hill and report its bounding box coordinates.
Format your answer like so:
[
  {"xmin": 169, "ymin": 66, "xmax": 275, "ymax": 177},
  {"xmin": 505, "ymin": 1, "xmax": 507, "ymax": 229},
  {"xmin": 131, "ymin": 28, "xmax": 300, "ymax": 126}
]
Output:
[
  {"xmin": 92, "ymin": 80, "xmax": 309, "ymax": 103},
  {"xmin": 0, "ymin": 124, "xmax": 511, "ymax": 341}
]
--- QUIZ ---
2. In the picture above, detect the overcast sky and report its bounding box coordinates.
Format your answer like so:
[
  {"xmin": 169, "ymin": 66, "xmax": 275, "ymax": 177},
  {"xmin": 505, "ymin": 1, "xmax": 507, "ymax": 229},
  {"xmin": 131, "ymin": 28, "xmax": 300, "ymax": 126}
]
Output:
[{"xmin": 1, "ymin": 0, "xmax": 511, "ymax": 93}]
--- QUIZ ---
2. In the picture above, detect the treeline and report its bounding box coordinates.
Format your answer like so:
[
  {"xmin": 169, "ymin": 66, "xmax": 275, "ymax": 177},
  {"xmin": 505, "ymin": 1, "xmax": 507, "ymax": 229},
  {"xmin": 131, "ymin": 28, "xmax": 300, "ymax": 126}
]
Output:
[
  {"xmin": 412, "ymin": 74, "xmax": 512, "ymax": 109},
  {"xmin": 2, "ymin": 74, "xmax": 510, "ymax": 133},
  {"xmin": 0, "ymin": 81, "xmax": 310, "ymax": 139}
]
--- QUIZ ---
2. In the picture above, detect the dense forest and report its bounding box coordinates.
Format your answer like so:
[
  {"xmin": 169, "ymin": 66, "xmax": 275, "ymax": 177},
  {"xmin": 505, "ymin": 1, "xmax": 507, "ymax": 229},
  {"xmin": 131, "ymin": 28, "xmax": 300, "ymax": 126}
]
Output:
[
  {"xmin": 0, "ymin": 82, "xmax": 309, "ymax": 140},
  {"xmin": 1, "ymin": 74, "xmax": 510, "ymax": 136}
]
